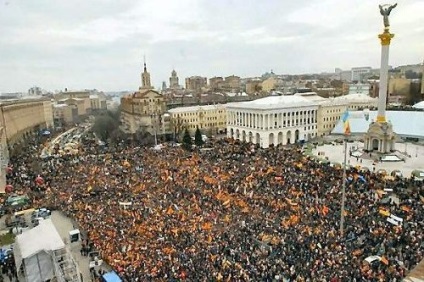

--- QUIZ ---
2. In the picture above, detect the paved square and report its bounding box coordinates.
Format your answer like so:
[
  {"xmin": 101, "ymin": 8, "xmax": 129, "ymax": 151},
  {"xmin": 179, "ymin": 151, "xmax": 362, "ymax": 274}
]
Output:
[{"xmin": 311, "ymin": 141, "xmax": 424, "ymax": 177}]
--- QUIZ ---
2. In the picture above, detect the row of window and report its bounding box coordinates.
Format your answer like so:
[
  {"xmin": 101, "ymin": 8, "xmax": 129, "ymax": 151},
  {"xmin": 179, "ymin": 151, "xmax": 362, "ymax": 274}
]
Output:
[
  {"xmin": 230, "ymin": 110, "xmax": 316, "ymax": 118},
  {"xmin": 175, "ymin": 110, "xmax": 225, "ymax": 118},
  {"xmin": 323, "ymin": 116, "xmax": 339, "ymax": 122},
  {"xmin": 326, "ymin": 108, "xmax": 342, "ymax": 114}
]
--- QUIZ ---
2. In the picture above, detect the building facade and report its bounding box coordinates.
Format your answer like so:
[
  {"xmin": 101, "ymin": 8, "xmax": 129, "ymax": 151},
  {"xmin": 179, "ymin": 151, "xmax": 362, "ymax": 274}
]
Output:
[
  {"xmin": 90, "ymin": 93, "xmax": 107, "ymax": 111},
  {"xmin": 121, "ymin": 89, "xmax": 166, "ymax": 134},
  {"xmin": 351, "ymin": 67, "xmax": 372, "ymax": 82},
  {"xmin": 294, "ymin": 92, "xmax": 348, "ymax": 137},
  {"xmin": 209, "ymin": 77, "xmax": 224, "ymax": 91},
  {"xmin": 169, "ymin": 70, "xmax": 180, "ymax": 89},
  {"xmin": 185, "ymin": 76, "xmax": 207, "ymax": 92},
  {"xmin": 53, "ymin": 104, "xmax": 77, "ymax": 126},
  {"xmin": 1, "ymin": 98, "xmax": 54, "ymax": 144},
  {"xmin": 227, "ymin": 96, "xmax": 319, "ymax": 148},
  {"xmin": 261, "ymin": 77, "xmax": 278, "ymax": 92},
  {"xmin": 55, "ymin": 90, "xmax": 91, "ymax": 116},
  {"xmin": 348, "ymin": 83, "xmax": 371, "ymax": 95},
  {"xmin": 224, "ymin": 75, "xmax": 241, "ymax": 92},
  {"xmin": 168, "ymin": 104, "xmax": 227, "ymax": 135},
  {"xmin": 245, "ymin": 79, "xmax": 262, "ymax": 95}
]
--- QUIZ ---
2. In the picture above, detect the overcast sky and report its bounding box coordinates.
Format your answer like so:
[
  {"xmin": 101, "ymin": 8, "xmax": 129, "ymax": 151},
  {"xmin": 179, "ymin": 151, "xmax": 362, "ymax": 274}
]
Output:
[{"xmin": 0, "ymin": 0, "xmax": 423, "ymax": 92}]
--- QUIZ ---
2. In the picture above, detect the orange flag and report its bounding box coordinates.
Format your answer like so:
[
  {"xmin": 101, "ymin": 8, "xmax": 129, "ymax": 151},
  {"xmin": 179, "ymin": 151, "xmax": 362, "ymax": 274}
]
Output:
[{"xmin": 380, "ymin": 256, "xmax": 389, "ymax": 265}]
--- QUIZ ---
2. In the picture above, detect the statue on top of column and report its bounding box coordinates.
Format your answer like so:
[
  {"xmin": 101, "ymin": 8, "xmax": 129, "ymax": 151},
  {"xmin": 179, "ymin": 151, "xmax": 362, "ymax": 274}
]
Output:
[{"xmin": 379, "ymin": 3, "xmax": 397, "ymax": 29}]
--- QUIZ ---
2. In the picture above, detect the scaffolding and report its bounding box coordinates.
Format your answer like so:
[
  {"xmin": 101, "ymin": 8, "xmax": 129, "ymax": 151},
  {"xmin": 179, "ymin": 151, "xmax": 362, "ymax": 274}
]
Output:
[{"xmin": 52, "ymin": 247, "xmax": 82, "ymax": 282}]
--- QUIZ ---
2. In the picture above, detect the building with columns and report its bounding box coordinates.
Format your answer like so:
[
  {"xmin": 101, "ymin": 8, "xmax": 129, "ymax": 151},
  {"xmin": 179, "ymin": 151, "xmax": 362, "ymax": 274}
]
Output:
[{"xmin": 227, "ymin": 96, "xmax": 319, "ymax": 148}]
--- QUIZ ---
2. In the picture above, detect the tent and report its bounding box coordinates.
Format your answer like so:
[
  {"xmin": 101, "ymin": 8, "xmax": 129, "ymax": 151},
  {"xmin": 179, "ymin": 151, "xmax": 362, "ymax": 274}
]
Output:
[
  {"xmin": 102, "ymin": 271, "xmax": 122, "ymax": 282},
  {"xmin": 14, "ymin": 219, "xmax": 66, "ymax": 282}
]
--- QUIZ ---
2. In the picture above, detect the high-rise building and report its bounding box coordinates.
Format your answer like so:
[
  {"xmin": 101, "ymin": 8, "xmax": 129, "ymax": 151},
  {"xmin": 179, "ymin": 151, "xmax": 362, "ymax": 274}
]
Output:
[
  {"xmin": 169, "ymin": 70, "xmax": 180, "ymax": 89},
  {"xmin": 351, "ymin": 67, "xmax": 372, "ymax": 82}
]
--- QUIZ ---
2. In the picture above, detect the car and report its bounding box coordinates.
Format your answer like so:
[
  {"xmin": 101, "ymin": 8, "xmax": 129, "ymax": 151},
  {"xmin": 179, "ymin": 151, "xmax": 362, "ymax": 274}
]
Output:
[{"xmin": 31, "ymin": 208, "xmax": 51, "ymax": 220}]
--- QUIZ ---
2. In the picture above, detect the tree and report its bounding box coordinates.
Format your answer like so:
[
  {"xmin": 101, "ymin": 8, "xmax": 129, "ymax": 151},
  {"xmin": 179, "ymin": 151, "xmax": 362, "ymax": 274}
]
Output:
[
  {"xmin": 194, "ymin": 127, "xmax": 204, "ymax": 147},
  {"xmin": 92, "ymin": 114, "xmax": 119, "ymax": 142},
  {"xmin": 182, "ymin": 128, "xmax": 192, "ymax": 151}
]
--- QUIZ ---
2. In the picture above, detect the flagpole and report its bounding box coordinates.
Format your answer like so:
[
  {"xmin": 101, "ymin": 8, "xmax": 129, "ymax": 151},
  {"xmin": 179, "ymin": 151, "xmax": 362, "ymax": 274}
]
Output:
[{"xmin": 340, "ymin": 137, "xmax": 347, "ymax": 236}]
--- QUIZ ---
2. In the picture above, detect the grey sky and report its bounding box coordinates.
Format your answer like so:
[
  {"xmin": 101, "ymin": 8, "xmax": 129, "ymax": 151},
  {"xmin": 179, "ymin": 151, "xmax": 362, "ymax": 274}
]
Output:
[{"xmin": 0, "ymin": 0, "xmax": 423, "ymax": 92}]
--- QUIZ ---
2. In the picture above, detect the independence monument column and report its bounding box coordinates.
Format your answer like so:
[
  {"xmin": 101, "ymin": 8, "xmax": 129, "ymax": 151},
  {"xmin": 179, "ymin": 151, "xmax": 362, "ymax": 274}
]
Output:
[{"xmin": 364, "ymin": 3, "xmax": 397, "ymax": 153}]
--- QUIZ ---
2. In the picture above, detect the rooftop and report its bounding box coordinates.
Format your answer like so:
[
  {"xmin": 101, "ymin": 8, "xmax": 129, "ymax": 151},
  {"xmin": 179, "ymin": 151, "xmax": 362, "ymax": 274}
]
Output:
[
  {"xmin": 332, "ymin": 110, "xmax": 424, "ymax": 139},
  {"xmin": 333, "ymin": 93, "xmax": 377, "ymax": 103},
  {"xmin": 227, "ymin": 95, "xmax": 319, "ymax": 110},
  {"xmin": 168, "ymin": 104, "xmax": 227, "ymax": 113}
]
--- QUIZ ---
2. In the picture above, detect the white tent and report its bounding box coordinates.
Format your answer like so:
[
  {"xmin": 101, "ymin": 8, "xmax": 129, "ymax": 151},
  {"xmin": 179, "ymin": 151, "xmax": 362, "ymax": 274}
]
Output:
[{"xmin": 14, "ymin": 219, "xmax": 65, "ymax": 282}]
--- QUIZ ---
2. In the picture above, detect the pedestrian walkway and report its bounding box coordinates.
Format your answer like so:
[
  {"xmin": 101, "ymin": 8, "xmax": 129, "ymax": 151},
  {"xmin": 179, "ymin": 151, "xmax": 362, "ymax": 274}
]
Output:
[{"xmin": 311, "ymin": 141, "xmax": 424, "ymax": 177}]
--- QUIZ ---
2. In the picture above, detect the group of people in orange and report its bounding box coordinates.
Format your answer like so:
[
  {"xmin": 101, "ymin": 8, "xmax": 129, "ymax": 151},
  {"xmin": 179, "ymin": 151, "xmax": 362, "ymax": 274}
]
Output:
[{"xmin": 6, "ymin": 132, "xmax": 424, "ymax": 281}]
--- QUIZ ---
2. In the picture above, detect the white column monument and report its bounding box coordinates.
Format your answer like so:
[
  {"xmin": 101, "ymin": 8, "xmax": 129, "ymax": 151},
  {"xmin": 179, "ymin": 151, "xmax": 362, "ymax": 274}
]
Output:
[{"xmin": 364, "ymin": 3, "xmax": 397, "ymax": 154}]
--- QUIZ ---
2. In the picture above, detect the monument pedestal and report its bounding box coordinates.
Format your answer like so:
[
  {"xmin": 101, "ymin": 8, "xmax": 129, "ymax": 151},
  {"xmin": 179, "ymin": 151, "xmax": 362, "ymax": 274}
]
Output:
[{"xmin": 364, "ymin": 121, "xmax": 396, "ymax": 153}]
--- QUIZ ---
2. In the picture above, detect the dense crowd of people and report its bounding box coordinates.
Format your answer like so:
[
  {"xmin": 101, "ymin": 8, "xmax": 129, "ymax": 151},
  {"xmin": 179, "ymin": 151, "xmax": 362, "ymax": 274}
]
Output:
[{"xmin": 4, "ymin": 131, "xmax": 424, "ymax": 281}]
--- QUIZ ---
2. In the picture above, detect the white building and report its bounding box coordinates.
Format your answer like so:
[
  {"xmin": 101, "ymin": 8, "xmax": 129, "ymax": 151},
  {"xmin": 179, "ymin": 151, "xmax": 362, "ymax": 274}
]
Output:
[
  {"xmin": 348, "ymin": 83, "xmax": 370, "ymax": 95},
  {"xmin": 351, "ymin": 67, "xmax": 372, "ymax": 82},
  {"xmin": 227, "ymin": 96, "xmax": 319, "ymax": 148},
  {"xmin": 333, "ymin": 94, "xmax": 378, "ymax": 111}
]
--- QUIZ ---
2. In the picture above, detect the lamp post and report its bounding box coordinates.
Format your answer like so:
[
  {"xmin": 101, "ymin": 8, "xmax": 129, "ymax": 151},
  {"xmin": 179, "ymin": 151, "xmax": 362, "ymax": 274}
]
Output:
[
  {"xmin": 172, "ymin": 117, "xmax": 183, "ymax": 143},
  {"xmin": 151, "ymin": 113, "xmax": 158, "ymax": 146},
  {"xmin": 340, "ymin": 136, "xmax": 348, "ymax": 237}
]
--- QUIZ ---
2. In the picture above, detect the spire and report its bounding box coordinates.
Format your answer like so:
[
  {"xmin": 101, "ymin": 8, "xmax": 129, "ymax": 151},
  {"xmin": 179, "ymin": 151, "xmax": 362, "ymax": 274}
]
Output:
[
  {"xmin": 143, "ymin": 55, "xmax": 147, "ymax": 72},
  {"xmin": 140, "ymin": 55, "xmax": 152, "ymax": 89}
]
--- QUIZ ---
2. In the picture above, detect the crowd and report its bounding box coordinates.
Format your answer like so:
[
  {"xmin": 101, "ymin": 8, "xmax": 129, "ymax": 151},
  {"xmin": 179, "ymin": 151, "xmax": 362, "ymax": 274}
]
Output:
[{"xmin": 4, "ymin": 132, "xmax": 424, "ymax": 281}]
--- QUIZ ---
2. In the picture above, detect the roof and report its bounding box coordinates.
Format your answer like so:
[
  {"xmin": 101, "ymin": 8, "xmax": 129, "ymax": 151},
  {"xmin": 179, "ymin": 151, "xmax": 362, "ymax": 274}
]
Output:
[
  {"xmin": 333, "ymin": 93, "xmax": 378, "ymax": 103},
  {"xmin": 227, "ymin": 95, "xmax": 319, "ymax": 110},
  {"xmin": 168, "ymin": 104, "xmax": 226, "ymax": 114},
  {"xmin": 89, "ymin": 94, "xmax": 99, "ymax": 99},
  {"xmin": 59, "ymin": 97, "xmax": 84, "ymax": 102},
  {"xmin": 103, "ymin": 271, "xmax": 122, "ymax": 282},
  {"xmin": 413, "ymin": 101, "xmax": 424, "ymax": 109},
  {"xmin": 332, "ymin": 110, "xmax": 424, "ymax": 138},
  {"xmin": 130, "ymin": 89, "xmax": 161, "ymax": 99},
  {"xmin": 53, "ymin": 104, "xmax": 69, "ymax": 108},
  {"xmin": 294, "ymin": 92, "xmax": 349, "ymax": 107},
  {"xmin": 14, "ymin": 219, "xmax": 65, "ymax": 268},
  {"xmin": 294, "ymin": 92, "xmax": 327, "ymax": 102}
]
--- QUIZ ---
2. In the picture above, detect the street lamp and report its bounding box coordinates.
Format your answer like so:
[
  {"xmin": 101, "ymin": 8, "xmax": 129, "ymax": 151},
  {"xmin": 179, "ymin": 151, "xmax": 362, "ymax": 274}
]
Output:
[
  {"xmin": 173, "ymin": 117, "xmax": 183, "ymax": 143},
  {"xmin": 150, "ymin": 113, "xmax": 158, "ymax": 146}
]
